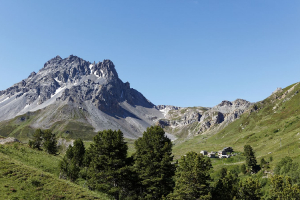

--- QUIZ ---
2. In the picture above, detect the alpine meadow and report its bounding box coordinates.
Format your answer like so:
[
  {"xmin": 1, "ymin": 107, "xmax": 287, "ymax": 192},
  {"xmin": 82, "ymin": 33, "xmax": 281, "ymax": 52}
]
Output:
[{"xmin": 1, "ymin": 1, "xmax": 300, "ymax": 199}]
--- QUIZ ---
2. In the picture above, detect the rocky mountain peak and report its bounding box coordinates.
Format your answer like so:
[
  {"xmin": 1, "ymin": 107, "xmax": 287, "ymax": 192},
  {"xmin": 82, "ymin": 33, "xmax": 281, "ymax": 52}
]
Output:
[
  {"xmin": 0, "ymin": 55, "xmax": 160, "ymax": 138},
  {"xmin": 218, "ymin": 100, "xmax": 232, "ymax": 107}
]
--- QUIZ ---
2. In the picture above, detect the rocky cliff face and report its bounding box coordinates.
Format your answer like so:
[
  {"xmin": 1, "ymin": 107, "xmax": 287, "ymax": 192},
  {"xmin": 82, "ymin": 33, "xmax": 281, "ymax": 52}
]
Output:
[
  {"xmin": 156, "ymin": 99, "xmax": 252, "ymax": 137},
  {"xmin": 0, "ymin": 55, "xmax": 162, "ymax": 138}
]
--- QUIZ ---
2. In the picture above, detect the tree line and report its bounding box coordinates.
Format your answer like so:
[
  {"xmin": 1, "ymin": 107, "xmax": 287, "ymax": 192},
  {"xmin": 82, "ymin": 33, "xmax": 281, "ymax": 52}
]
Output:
[{"xmin": 29, "ymin": 126, "xmax": 300, "ymax": 199}]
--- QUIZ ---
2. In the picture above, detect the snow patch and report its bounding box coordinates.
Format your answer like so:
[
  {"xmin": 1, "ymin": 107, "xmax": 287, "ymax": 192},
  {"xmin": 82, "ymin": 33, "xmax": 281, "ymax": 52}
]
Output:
[{"xmin": 24, "ymin": 104, "xmax": 29, "ymax": 109}]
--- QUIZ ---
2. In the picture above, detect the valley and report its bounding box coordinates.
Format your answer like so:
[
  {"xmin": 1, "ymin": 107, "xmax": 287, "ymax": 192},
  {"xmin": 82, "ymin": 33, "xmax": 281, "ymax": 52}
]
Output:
[{"xmin": 1, "ymin": 55, "xmax": 300, "ymax": 199}]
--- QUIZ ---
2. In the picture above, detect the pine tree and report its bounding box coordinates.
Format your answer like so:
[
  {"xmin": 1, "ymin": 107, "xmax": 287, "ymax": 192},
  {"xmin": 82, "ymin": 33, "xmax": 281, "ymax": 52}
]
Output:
[
  {"xmin": 87, "ymin": 129, "xmax": 128, "ymax": 200},
  {"xmin": 212, "ymin": 168, "xmax": 238, "ymax": 200},
  {"xmin": 134, "ymin": 126, "xmax": 175, "ymax": 199},
  {"xmin": 168, "ymin": 151, "xmax": 212, "ymax": 200},
  {"xmin": 59, "ymin": 139, "xmax": 86, "ymax": 182},
  {"xmin": 237, "ymin": 177, "xmax": 261, "ymax": 200},
  {"xmin": 244, "ymin": 145, "xmax": 257, "ymax": 173},
  {"xmin": 29, "ymin": 129, "xmax": 43, "ymax": 150},
  {"xmin": 43, "ymin": 130, "xmax": 58, "ymax": 154},
  {"xmin": 72, "ymin": 138, "xmax": 85, "ymax": 167},
  {"xmin": 270, "ymin": 175, "xmax": 300, "ymax": 199}
]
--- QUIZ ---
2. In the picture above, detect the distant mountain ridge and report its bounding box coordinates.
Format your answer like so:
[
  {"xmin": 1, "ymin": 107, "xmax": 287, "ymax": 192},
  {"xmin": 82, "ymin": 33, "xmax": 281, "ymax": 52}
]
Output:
[
  {"xmin": 156, "ymin": 99, "xmax": 252, "ymax": 138},
  {"xmin": 0, "ymin": 55, "xmax": 251, "ymax": 141}
]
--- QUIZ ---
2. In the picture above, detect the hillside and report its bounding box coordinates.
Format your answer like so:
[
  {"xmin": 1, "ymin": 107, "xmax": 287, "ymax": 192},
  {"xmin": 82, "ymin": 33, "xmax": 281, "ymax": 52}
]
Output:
[
  {"xmin": 172, "ymin": 82, "xmax": 300, "ymax": 168},
  {"xmin": 0, "ymin": 142, "xmax": 110, "ymax": 199}
]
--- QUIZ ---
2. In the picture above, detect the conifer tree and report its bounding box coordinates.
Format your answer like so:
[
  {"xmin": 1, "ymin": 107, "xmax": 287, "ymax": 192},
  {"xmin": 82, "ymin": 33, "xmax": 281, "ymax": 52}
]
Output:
[
  {"xmin": 29, "ymin": 129, "xmax": 43, "ymax": 150},
  {"xmin": 237, "ymin": 177, "xmax": 261, "ymax": 200},
  {"xmin": 72, "ymin": 138, "xmax": 85, "ymax": 167},
  {"xmin": 43, "ymin": 129, "xmax": 58, "ymax": 154},
  {"xmin": 244, "ymin": 145, "xmax": 257, "ymax": 172},
  {"xmin": 87, "ymin": 129, "xmax": 128, "ymax": 200},
  {"xmin": 59, "ymin": 139, "xmax": 85, "ymax": 182},
  {"xmin": 134, "ymin": 126, "xmax": 175, "ymax": 199},
  {"xmin": 212, "ymin": 168, "xmax": 238, "ymax": 200},
  {"xmin": 168, "ymin": 151, "xmax": 212, "ymax": 200},
  {"xmin": 270, "ymin": 175, "xmax": 300, "ymax": 199}
]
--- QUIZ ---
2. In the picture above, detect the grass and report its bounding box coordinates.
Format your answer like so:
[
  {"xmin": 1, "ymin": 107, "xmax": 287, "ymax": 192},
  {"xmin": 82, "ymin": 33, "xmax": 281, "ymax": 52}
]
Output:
[
  {"xmin": 172, "ymin": 82, "xmax": 300, "ymax": 171},
  {"xmin": 0, "ymin": 143, "xmax": 62, "ymax": 176},
  {"xmin": 0, "ymin": 144, "xmax": 111, "ymax": 200}
]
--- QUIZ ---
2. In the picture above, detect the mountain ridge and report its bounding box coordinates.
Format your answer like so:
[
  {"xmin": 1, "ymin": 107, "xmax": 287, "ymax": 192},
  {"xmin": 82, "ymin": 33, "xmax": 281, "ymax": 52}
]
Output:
[
  {"xmin": 0, "ymin": 55, "xmax": 252, "ymax": 141},
  {"xmin": 0, "ymin": 55, "xmax": 162, "ymax": 138}
]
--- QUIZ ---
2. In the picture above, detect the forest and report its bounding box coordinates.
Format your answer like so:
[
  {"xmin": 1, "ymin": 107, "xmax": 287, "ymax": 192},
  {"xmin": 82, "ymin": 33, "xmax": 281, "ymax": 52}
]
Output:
[{"xmin": 26, "ymin": 126, "xmax": 300, "ymax": 200}]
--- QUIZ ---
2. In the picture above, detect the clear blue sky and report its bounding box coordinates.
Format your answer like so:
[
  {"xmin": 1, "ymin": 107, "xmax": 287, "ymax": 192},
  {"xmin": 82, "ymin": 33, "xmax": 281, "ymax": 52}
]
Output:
[{"xmin": 0, "ymin": 1, "xmax": 299, "ymax": 107}]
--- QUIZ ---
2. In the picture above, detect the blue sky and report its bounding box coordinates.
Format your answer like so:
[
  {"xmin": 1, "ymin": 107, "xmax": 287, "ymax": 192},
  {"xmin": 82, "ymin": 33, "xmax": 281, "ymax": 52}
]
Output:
[{"xmin": 0, "ymin": 1, "xmax": 299, "ymax": 107}]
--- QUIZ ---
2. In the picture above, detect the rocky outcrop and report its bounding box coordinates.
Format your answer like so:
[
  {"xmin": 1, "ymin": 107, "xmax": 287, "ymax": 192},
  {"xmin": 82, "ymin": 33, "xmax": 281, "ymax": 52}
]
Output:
[
  {"xmin": 157, "ymin": 99, "xmax": 252, "ymax": 136},
  {"xmin": 0, "ymin": 137, "xmax": 20, "ymax": 144}
]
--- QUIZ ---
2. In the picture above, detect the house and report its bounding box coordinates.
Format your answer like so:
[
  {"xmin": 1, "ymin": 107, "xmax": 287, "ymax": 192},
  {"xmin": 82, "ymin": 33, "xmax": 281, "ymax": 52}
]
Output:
[
  {"xmin": 200, "ymin": 150, "xmax": 208, "ymax": 156},
  {"xmin": 218, "ymin": 150, "xmax": 226, "ymax": 156},
  {"xmin": 208, "ymin": 153, "xmax": 216, "ymax": 158},
  {"xmin": 223, "ymin": 147, "xmax": 234, "ymax": 153},
  {"xmin": 219, "ymin": 154, "xmax": 231, "ymax": 159}
]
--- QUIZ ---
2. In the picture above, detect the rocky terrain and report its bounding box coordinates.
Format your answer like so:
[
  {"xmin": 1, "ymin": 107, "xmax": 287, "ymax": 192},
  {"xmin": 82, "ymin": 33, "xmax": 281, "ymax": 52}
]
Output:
[
  {"xmin": 156, "ymin": 99, "xmax": 252, "ymax": 137},
  {"xmin": 0, "ymin": 55, "xmax": 252, "ymax": 140},
  {"xmin": 0, "ymin": 55, "xmax": 163, "ymax": 138}
]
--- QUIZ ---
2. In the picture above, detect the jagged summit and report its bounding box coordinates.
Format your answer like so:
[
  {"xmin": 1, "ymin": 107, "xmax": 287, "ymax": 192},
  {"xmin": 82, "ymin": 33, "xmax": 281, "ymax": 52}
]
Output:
[{"xmin": 0, "ymin": 55, "xmax": 162, "ymax": 138}]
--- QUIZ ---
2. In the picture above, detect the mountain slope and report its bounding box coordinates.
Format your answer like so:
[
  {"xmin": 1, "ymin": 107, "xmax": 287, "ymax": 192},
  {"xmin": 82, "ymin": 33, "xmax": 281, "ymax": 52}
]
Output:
[
  {"xmin": 0, "ymin": 55, "xmax": 163, "ymax": 139},
  {"xmin": 0, "ymin": 143, "xmax": 110, "ymax": 199},
  {"xmin": 157, "ymin": 99, "xmax": 252, "ymax": 138},
  {"xmin": 172, "ymin": 82, "xmax": 300, "ymax": 165}
]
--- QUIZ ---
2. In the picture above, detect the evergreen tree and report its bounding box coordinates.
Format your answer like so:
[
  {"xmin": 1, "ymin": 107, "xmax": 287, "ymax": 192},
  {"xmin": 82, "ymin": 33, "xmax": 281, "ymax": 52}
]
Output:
[
  {"xmin": 237, "ymin": 177, "xmax": 261, "ymax": 200},
  {"xmin": 244, "ymin": 145, "xmax": 257, "ymax": 173},
  {"xmin": 212, "ymin": 168, "xmax": 238, "ymax": 200},
  {"xmin": 59, "ymin": 139, "xmax": 86, "ymax": 182},
  {"xmin": 59, "ymin": 155, "xmax": 80, "ymax": 181},
  {"xmin": 43, "ymin": 129, "xmax": 58, "ymax": 154},
  {"xmin": 72, "ymin": 139, "xmax": 85, "ymax": 167},
  {"xmin": 270, "ymin": 175, "xmax": 300, "ymax": 199},
  {"xmin": 87, "ymin": 129, "xmax": 128, "ymax": 200},
  {"xmin": 168, "ymin": 152, "xmax": 212, "ymax": 200},
  {"xmin": 134, "ymin": 126, "xmax": 175, "ymax": 199},
  {"xmin": 29, "ymin": 129, "xmax": 43, "ymax": 150}
]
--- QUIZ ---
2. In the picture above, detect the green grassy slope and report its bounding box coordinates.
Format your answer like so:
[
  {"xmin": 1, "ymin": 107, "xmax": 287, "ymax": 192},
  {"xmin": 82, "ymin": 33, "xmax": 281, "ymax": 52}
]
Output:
[
  {"xmin": 0, "ymin": 143, "xmax": 110, "ymax": 199},
  {"xmin": 173, "ymin": 82, "xmax": 300, "ymax": 169},
  {"xmin": 0, "ymin": 106, "xmax": 97, "ymax": 142}
]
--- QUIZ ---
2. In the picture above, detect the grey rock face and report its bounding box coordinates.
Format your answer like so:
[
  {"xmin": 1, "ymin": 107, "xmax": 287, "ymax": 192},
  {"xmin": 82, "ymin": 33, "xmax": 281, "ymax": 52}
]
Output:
[
  {"xmin": 157, "ymin": 99, "xmax": 252, "ymax": 136},
  {"xmin": 0, "ymin": 55, "xmax": 162, "ymax": 138}
]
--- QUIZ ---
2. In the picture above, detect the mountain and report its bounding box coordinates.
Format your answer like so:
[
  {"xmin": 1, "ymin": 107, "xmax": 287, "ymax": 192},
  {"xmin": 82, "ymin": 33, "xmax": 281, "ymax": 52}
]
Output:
[
  {"xmin": 0, "ymin": 55, "xmax": 163, "ymax": 139},
  {"xmin": 0, "ymin": 55, "xmax": 253, "ymax": 141},
  {"xmin": 172, "ymin": 82, "xmax": 300, "ymax": 163},
  {"xmin": 156, "ymin": 99, "xmax": 252, "ymax": 138}
]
